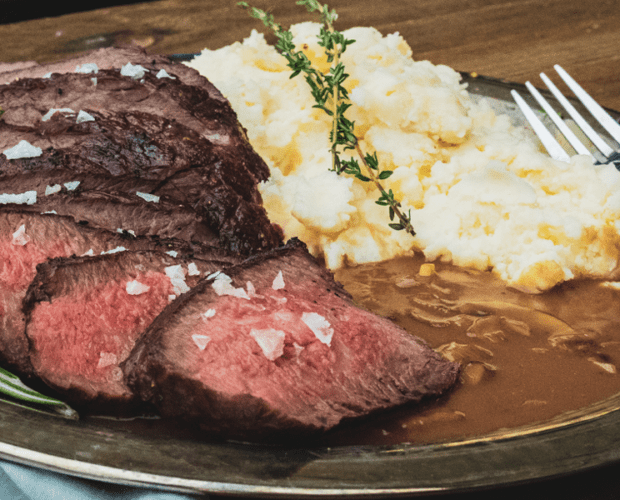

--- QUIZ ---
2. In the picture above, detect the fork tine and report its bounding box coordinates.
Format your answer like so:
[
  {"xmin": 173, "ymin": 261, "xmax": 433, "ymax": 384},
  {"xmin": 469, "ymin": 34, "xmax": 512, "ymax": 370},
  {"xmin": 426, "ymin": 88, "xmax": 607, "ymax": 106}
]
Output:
[
  {"xmin": 524, "ymin": 81, "xmax": 593, "ymax": 158},
  {"xmin": 541, "ymin": 72, "xmax": 615, "ymax": 158},
  {"xmin": 510, "ymin": 89, "xmax": 571, "ymax": 162},
  {"xmin": 554, "ymin": 65, "xmax": 620, "ymax": 145}
]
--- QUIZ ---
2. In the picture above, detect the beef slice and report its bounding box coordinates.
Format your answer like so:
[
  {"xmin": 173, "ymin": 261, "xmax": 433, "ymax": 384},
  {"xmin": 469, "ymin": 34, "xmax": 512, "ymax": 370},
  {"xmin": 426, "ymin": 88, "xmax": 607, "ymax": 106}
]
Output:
[
  {"xmin": 0, "ymin": 49, "xmax": 284, "ymax": 255},
  {"xmin": 22, "ymin": 250, "xmax": 229, "ymax": 413},
  {"xmin": 123, "ymin": 239, "xmax": 460, "ymax": 438},
  {"xmin": 0, "ymin": 207, "xmax": 237, "ymax": 377}
]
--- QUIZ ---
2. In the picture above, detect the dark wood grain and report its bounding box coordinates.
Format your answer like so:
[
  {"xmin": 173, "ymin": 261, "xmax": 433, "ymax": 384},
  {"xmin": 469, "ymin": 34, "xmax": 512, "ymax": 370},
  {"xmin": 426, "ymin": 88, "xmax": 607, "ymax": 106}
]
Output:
[
  {"xmin": 1, "ymin": 2, "xmax": 620, "ymax": 499},
  {"xmin": 1, "ymin": 0, "xmax": 619, "ymax": 109}
]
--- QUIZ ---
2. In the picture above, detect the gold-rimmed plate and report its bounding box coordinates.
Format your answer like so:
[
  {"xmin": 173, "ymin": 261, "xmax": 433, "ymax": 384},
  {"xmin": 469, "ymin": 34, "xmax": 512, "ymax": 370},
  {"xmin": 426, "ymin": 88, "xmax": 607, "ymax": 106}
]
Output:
[{"xmin": 1, "ymin": 70, "xmax": 620, "ymax": 498}]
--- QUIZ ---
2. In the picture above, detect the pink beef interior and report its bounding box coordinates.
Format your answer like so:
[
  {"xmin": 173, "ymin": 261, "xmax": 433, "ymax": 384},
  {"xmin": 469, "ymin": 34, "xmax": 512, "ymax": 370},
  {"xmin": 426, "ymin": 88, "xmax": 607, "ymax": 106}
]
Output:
[
  {"xmin": 1, "ymin": 236, "xmax": 83, "ymax": 292},
  {"xmin": 0, "ymin": 239, "xmax": 60, "ymax": 362},
  {"xmin": 168, "ymin": 269, "xmax": 447, "ymax": 428},
  {"xmin": 0, "ymin": 223, "xmax": 109, "ymax": 372},
  {"xmin": 28, "ymin": 271, "xmax": 173, "ymax": 399},
  {"xmin": 0, "ymin": 209, "xmax": 213, "ymax": 375}
]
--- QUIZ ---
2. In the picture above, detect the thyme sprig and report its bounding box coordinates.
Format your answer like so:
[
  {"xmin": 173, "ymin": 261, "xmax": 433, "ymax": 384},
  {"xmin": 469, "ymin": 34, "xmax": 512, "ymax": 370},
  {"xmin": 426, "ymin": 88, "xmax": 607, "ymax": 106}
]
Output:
[{"xmin": 238, "ymin": 0, "xmax": 415, "ymax": 235}]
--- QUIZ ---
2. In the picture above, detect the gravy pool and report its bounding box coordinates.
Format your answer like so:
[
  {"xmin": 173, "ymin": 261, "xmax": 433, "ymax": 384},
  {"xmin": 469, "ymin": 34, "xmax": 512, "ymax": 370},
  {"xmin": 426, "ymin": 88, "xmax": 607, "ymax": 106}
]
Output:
[{"xmin": 323, "ymin": 254, "xmax": 620, "ymax": 446}]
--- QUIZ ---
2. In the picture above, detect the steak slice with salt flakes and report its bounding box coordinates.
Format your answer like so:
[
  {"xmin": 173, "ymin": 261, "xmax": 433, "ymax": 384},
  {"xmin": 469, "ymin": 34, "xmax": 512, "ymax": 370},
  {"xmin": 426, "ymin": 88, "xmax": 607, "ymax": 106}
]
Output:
[
  {"xmin": 22, "ymin": 250, "xmax": 228, "ymax": 414},
  {"xmin": 0, "ymin": 207, "xmax": 236, "ymax": 377},
  {"xmin": 0, "ymin": 49, "xmax": 284, "ymax": 255},
  {"xmin": 0, "ymin": 46, "xmax": 220, "ymax": 98},
  {"xmin": 123, "ymin": 238, "xmax": 460, "ymax": 438}
]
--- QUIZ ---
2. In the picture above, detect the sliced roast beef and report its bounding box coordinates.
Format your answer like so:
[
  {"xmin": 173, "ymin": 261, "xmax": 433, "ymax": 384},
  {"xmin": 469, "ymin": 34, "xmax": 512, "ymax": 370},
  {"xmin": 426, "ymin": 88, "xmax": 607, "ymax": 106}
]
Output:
[
  {"xmin": 123, "ymin": 239, "xmax": 460, "ymax": 438},
  {"xmin": 0, "ymin": 51, "xmax": 239, "ymax": 156},
  {"xmin": 0, "ymin": 47, "xmax": 222, "ymax": 101},
  {"xmin": 1, "ymin": 49, "xmax": 461, "ymax": 437},
  {"xmin": 24, "ymin": 189, "xmax": 218, "ymax": 248},
  {"xmin": 0, "ymin": 51, "xmax": 283, "ymax": 254},
  {"xmin": 22, "ymin": 250, "xmax": 228, "ymax": 414},
  {"xmin": 0, "ymin": 207, "xmax": 237, "ymax": 377}
]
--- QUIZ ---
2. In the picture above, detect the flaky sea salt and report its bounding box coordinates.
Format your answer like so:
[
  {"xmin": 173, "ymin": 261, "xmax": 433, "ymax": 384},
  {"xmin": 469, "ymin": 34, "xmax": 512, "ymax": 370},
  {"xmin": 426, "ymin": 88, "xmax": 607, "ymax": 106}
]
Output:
[
  {"xmin": 201, "ymin": 309, "xmax": 216, "ymax": 321},
  {"xmin": 120, "ymin": 62, "xmax": 148, "ymax": 80},
  {"xmin": 101, "ymin": 246, "xmax": 126, "ymax": 255},
  {"xmin": 156, "ymin": 69, "xmax": 176, "ymax": 79},
  {"xmin": 272, "ymin": 270, "xmax": 285, "ymax": 290},
  {"xmin": 212, "ymin": 273, "xmax": 250, "ymax": 299},
  {"xmin": 0, "ymin": 191, "xmax": 37, "ymax": 205},
  {"xmin": 165, "ymin": 264, "xmax": 190, "ymax": 295},
  {"xmin": 126, "ymin": 280, "xmax": 151, "ymax": 295},
  {"xmin": 41, "ymin": 108, "xmax": 75, "ymax": 121},
  {"xmin": 45, "ymin": 184, "xmax": 62, "ymax": 196},
  {"xmin": 11, "ymin": 224, "xmax": 30, "ymax": 246},
  {"xmin": 250, "ymin": 328, "xmax": 286, "ymax": 361},
  {"xmin": 301, "ymin": 312, "xmax": 334, "ymax": 346},
  {"xmin": 76, "ymin": 110, "xmax": 95, "ymax": 123},
  {"xmin": 192, "ymin": 334, "xmax": 211, "ymax": 351},
  {"xmin": 64, "ymin": 181, "xmax": 80, "ymax": 191},
  {"xmin": 3, "ymin": 140, "xmax": 42, "ymax": 159},
  {"xmin": 116, "ymin": 228, "xmax": 136, "ymax": 237},
  {"xmin": 136, "ymin": 192, "xmax": 160, "ymax": 203}
]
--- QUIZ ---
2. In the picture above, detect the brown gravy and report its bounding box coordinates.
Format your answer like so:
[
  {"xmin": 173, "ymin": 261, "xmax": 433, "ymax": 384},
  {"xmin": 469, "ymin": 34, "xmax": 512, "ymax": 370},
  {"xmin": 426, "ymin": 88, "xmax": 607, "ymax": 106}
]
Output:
[{"xmin": 321, "ymin": 254, "xmax": 620, "ymax": 446}]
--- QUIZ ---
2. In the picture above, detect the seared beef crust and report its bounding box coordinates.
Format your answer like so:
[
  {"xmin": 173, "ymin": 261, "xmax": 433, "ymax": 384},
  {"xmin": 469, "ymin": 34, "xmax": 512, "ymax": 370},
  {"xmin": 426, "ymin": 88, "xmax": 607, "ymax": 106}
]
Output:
[
  {"xmin": 24, "ymin": 189, "xmax": 219, "ymax": 249},
  {"xmin": 0, "ymin": 47, "xmax": 224, "ymax": 99},
  {"xmin": 0, "ymin": 56, "xmax": 283, "ymax": 254}
]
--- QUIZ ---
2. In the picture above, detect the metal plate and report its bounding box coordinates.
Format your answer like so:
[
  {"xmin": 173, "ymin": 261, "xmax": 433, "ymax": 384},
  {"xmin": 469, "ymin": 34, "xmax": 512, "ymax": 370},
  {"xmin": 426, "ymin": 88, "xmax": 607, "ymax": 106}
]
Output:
[{"xmin": 1, "ymin": 71, "xmax": 620, "ymax": 498}]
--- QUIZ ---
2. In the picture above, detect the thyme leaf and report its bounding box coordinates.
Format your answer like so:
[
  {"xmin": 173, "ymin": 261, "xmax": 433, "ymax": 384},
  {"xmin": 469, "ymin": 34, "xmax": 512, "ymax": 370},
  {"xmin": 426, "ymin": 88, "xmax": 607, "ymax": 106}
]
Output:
[{"xmin": 238, "ymin": 0, "xmax": 415, "ymax": 237}]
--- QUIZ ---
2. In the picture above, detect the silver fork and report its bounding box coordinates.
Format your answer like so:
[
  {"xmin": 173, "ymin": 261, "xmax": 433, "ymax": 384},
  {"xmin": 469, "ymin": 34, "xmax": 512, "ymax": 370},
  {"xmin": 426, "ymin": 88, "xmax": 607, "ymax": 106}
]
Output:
[{"xmin": 511, "ymin": 65, "xmax": 620, "ymax": 167}]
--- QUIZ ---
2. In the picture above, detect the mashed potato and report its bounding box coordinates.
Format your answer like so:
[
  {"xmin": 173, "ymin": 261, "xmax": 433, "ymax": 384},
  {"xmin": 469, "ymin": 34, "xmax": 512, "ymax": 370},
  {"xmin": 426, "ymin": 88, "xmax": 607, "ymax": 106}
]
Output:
[{"xmin": 188, "ymin": 22, "xmax": 620, "ymax": 292}]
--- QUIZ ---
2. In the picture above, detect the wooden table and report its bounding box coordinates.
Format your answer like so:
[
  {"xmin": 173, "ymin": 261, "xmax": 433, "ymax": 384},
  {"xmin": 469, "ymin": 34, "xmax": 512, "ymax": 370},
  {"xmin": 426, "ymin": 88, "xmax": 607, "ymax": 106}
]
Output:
[
  {"xmin": 1, "ymin": 1, "xmax": 620, "ymax": 499},
  {"xmin": 1, "ymin": 0, "xmax": 620, "ymax": 110}
]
